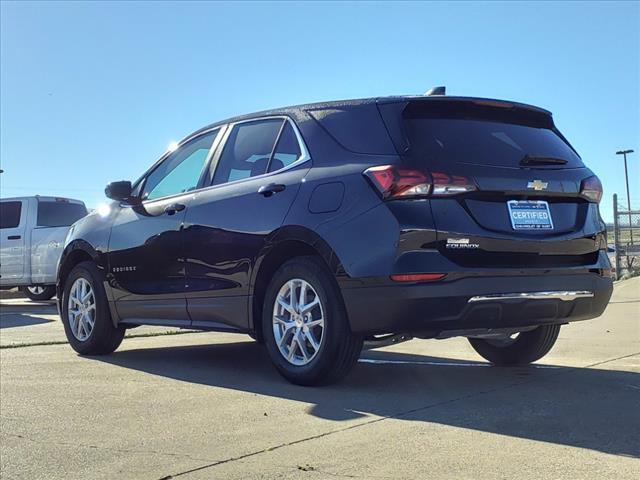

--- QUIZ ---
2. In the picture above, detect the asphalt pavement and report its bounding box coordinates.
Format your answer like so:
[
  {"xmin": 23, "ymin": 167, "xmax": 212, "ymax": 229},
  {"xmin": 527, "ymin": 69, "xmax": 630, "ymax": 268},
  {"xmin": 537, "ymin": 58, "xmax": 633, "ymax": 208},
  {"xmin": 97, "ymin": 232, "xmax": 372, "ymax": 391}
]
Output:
[{"xmin": 1, "ymin": 279, "xmax": 638, "ymax": 479}]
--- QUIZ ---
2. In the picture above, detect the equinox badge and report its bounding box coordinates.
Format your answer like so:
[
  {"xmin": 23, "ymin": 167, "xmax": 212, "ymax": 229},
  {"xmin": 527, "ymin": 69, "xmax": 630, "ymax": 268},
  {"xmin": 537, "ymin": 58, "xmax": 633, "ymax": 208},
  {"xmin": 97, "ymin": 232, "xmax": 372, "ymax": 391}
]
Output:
[{"xmin": 446, "ymin": 238, "xmax": 479, "ymax": 249}]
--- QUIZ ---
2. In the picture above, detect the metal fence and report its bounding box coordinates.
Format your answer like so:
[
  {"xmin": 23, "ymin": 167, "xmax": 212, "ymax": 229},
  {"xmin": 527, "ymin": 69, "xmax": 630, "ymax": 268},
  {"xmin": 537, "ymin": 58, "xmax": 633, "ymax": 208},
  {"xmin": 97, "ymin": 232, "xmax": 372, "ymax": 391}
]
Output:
[{"xmin": 612, "ymin": 193, "xmax": 640, "ymax": 280}]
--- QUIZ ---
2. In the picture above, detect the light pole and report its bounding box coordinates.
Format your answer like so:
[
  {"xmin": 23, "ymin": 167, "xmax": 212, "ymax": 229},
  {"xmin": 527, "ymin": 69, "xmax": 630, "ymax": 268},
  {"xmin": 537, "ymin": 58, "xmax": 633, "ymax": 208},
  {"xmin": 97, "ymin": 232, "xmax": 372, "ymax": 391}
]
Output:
[{"xmin": 616, "ymin": 149, "xmax": 635, "ymax": 245}]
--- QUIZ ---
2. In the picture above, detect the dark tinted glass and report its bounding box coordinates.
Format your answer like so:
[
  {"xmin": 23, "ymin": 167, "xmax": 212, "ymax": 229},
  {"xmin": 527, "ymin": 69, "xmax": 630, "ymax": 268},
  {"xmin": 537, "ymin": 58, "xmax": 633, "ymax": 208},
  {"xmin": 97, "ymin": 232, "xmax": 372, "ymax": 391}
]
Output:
[
  {"xmin": 268, "ymin": 121, "xmax": 302, "ymax": 172},
  {"xmin": 37, "ymin": 201, "xmax": 87, "ymax": 227},
  {"xmin": 404, "ymin": 119, "xmax": 583, "ymax": 168},
  {"xmin": 0, "ymin": 201, "xmax": 22, "ymax": 229},
  {"xmin": 212, "ymin": 119, "xmax": 283, "ymax": 185}
]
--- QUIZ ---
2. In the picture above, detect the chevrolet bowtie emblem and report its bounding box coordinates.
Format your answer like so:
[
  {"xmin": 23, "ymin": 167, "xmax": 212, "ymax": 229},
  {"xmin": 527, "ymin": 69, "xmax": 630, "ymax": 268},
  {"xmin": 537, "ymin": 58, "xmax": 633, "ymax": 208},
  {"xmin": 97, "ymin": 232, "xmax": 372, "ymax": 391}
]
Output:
[{"xmin": 527, "ymin": 180, "xmax": 548, "ymax": 191}]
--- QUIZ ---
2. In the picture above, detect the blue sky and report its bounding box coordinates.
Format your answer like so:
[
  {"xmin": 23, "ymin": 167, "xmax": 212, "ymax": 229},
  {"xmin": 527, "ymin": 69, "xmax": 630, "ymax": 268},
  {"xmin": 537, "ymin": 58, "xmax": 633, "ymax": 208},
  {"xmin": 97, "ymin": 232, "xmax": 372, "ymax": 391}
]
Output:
[{"xmin": 1, "ymin": 1, "xmax": 638, "ymax": 221}]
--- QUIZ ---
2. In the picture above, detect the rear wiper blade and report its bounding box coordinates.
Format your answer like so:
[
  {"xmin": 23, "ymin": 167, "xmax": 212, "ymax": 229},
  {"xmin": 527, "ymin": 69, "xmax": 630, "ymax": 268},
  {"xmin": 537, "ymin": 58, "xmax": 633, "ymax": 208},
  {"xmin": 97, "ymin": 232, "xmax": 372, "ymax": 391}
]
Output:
[{"xmin": 520, "ymin": 155, "xmax": 568, "ymax": 166}]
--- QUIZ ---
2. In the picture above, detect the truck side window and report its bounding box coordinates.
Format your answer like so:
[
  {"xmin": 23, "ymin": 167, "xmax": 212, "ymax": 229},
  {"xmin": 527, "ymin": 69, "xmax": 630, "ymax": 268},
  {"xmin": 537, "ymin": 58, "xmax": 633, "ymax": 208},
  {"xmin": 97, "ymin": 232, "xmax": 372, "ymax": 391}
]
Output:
[
  {"xmin": 0, "ymin": 201, "xmax": 22, "ymax": 229},
  {"xmin": 37, "ymin": 201, "xmax": 88, "ymax": 227}
]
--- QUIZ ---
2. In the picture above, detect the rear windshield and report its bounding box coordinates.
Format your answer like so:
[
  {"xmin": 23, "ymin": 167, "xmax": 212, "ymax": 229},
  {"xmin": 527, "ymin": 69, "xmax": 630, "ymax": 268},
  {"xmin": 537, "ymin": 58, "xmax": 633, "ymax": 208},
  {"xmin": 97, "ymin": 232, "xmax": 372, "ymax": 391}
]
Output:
[
  {"xmin": 37, "ymin": 201, "xmax": 87, "ymax": 227},
  {"xmin": 404, "ymin": 118, "xmax": 583, "ymax": 168}
]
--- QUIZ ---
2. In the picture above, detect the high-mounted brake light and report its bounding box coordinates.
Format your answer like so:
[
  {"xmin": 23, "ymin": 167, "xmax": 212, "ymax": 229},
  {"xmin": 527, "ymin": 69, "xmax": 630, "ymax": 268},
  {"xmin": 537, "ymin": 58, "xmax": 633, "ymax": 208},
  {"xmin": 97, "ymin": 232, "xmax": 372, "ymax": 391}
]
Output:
[
  {"xmin": 364, "ymin": 165, "xmax": 476, "ymax": 199},
  {"xmin": 580, "ymin": 175, "xmax": 602, "ymax": 203}
]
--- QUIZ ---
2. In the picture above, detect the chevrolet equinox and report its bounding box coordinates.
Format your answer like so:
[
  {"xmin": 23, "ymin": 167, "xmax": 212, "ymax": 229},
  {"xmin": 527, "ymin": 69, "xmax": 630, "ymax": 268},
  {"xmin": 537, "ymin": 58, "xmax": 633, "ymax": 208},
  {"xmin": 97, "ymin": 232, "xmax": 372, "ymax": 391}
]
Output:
[{"xmin": 57, "ymin": 92, "xmax": 613, "ymax": 385}]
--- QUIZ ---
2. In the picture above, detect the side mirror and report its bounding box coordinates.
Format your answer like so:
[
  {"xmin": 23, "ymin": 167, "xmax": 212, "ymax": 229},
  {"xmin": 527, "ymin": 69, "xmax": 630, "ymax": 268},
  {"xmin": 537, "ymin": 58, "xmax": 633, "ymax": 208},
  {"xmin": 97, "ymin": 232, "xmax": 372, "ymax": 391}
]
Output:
[{"xmin": 105, "ymin": 181, "xmax": 135, "ymax": 202}]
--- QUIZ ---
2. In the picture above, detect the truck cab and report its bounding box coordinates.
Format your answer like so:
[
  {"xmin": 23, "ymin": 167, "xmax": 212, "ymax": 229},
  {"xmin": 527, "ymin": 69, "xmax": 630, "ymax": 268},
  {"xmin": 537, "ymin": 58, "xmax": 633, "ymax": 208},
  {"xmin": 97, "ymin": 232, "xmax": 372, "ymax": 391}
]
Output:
[{"xmin": 0, "ymin": 196, "xmax": 87, "ymax": 300}]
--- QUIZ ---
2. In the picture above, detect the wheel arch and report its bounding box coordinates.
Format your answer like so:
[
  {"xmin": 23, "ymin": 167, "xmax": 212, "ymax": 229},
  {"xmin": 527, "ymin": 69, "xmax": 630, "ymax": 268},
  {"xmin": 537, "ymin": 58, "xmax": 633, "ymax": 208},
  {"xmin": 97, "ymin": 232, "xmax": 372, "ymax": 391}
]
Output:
[
  {"xmin": 249, "ymin": 226, "xmax": 346, "ymax": 341},
  {"xmin": 56, "ymin": 241, "xmax": 102, "ymax": 310}
]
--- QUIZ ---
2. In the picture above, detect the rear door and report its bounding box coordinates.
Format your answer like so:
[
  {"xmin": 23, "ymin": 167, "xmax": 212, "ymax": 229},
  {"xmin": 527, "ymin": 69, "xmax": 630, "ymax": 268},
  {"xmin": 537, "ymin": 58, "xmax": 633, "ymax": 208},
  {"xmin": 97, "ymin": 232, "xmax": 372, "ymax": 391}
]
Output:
[
  {"xmin": 0, "ymin": 200, "xmax": 27, "ymax": 284},
  {"xmin": 31, "ymin": 198, "xmax": 87, "ymax": 284},
  {"xmin": 183, "ymin": 117, "xmax": 311, "ymax": 330}
]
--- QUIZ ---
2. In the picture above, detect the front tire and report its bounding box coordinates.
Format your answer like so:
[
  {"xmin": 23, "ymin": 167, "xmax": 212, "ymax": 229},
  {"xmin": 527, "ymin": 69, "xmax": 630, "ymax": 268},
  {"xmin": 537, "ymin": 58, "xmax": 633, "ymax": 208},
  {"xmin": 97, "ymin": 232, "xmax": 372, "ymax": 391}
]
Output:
[
  {"xmin": 61, "ymin": 261, "xmax": 125, "ymax": 355},
  {"xmin": 468, "ymin": 324, "xmax": 561, "ymax": 365},
  {"xmin": 21, "ymin": 285, "xmax": 56, "ymax": 301},
  {"xmin": 262, "ymin": 256, "xmax": 362, "ymax": 386}
]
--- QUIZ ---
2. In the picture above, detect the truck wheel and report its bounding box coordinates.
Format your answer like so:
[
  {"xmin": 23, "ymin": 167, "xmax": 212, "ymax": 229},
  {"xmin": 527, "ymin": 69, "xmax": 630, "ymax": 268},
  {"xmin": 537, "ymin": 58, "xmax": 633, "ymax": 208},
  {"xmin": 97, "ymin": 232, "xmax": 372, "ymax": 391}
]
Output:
[
  {"xmin": 21, "ymin": 285, "xmax": 56, "ymax": 301},
  {"xmin": 468, "ymin": 324, "xmax": 561, "ymax": 365},
  {"xmin": 262, "ymin": 256, "xmax": 363, "ymax": 386},
  {"xmin": 61, "ymin": 261, "xmax": 125, "ymax": 355}
]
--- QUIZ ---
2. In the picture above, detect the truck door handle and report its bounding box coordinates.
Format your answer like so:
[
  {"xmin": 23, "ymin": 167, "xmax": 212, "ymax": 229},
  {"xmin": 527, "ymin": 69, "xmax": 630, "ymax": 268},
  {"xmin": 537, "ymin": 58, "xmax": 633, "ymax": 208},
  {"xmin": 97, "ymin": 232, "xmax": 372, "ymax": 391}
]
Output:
[
  {"xmin": 164, "ymin": 203, "xmax": 186, "ymax": 215},
  {"xmin": 258, "ymin": 183, "xmax": 286, "ymax": 197},
  {"xmin": 7, "ymin": 235, "xmax": 21, "ymax": 240}
]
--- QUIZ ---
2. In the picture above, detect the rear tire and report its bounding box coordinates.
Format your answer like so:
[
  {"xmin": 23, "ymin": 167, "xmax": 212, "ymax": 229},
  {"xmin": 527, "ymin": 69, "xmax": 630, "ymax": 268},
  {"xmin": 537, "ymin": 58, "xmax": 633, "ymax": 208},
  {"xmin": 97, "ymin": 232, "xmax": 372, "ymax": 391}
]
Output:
[
  {"xmin": 262, "ymin": 256, "xmax": 362, "ymax": 386},
  {"xmin": 61, "ymin": 261, "xmax": 125, "ymax": 355},
  {"xmin": 21, "ymin": 285, "xmax": 56, "ymax": 301},
  {"xmin": 468, "ymin": 324, "xmax": 561, "ymax": 365}
]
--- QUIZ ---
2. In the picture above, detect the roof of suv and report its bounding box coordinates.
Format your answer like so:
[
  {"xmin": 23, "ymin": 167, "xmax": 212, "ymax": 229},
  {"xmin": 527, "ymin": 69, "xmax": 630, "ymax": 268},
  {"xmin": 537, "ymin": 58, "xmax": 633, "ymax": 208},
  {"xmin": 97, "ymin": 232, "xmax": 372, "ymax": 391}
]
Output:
[{"xmin": 192, "ymin": 95, "xmax": 552, "ymax": 138}]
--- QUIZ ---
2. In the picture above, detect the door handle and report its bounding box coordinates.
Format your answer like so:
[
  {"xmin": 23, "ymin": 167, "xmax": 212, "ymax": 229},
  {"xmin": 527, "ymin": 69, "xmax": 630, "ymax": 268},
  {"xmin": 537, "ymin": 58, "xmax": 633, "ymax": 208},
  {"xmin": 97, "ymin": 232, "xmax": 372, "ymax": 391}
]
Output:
[
  {"xmin": 164, "ymin": 203, "xmax": 186, "ymax": 216},
  {"xmin": 7, "ymin": 235, "xmax": 21, "ymax": 240},
  {"xmin": 258, "ymin": 183, "xmax": 286, "ymax": 197}
]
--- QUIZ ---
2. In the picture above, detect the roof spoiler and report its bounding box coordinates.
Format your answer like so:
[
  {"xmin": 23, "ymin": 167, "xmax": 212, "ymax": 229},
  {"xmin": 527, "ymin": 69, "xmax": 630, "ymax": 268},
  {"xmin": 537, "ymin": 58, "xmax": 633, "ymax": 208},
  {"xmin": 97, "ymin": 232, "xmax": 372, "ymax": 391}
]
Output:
[{"xmin": 424, "ymin": 86, "xmax": 446, "ymax": 96}]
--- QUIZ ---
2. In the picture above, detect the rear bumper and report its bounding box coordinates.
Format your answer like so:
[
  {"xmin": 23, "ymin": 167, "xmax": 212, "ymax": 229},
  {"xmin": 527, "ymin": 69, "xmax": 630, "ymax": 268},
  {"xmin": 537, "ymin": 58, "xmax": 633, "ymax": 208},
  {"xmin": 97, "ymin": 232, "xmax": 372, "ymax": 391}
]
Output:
[{"xmin": 341, "ymin": 272, "xmax": 613, "ymax": 336}]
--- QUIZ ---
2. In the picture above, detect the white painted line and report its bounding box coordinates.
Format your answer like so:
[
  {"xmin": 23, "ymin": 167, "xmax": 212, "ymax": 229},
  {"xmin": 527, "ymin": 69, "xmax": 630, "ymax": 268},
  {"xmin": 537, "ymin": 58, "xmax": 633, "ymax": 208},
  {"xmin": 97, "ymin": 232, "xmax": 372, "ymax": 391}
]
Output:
[
  {"xmin": 358, "ymin": 358, "xmax": 561, "ymax": 369},
  {"xmin": 359, "ymin": 358, "xmax": 490, "ymax": 367}
]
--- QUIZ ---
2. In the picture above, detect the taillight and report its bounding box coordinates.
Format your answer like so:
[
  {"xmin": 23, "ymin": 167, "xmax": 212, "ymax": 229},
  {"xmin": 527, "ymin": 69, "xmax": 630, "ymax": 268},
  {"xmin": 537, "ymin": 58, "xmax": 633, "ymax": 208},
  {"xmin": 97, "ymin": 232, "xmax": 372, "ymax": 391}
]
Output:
[
  {"xmin": 364, "ymin": 165, "xmax": 476, "ymax": 199},
  {"xmin": 580, "ymin": 175, "xmax": 602, "ymax": 203},
  {"xmin": 431, "ymin": 172, "xmax": 477, "ymax": 196}
]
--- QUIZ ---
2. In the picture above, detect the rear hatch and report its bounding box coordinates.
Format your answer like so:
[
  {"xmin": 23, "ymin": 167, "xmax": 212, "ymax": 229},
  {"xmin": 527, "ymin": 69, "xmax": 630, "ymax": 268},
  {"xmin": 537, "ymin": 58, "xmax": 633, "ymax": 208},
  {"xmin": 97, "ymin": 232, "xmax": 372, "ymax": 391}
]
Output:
[{"xmin": 377, "ymin": 97, "xmax": 605, "ymax": 268}]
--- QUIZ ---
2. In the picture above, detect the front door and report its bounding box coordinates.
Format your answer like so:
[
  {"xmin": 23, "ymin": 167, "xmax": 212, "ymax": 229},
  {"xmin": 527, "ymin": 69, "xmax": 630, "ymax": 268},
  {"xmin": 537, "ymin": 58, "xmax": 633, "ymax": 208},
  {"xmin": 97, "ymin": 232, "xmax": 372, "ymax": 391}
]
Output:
[
  {"xmin": 183, "ymin": 118, "xmax": 311, "ymax": 330},
  {"xmin": 108, "ymin": 129, "xmax": 221, "ymax": 325}
]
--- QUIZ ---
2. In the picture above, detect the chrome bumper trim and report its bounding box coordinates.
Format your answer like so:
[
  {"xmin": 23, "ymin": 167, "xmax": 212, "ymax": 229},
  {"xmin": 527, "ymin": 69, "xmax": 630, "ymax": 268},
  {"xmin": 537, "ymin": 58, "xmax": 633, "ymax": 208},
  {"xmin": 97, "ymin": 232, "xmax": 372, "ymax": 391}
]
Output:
[{"xmin": 468, "ymin": 291, "xmax": 594, "ymax": 303}]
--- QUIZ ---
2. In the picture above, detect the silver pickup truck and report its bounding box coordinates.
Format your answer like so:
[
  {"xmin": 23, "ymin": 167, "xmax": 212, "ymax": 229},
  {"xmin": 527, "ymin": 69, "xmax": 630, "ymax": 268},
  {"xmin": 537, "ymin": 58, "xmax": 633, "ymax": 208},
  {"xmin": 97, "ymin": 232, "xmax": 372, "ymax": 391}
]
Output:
[{"xmin": 0, "ymin": 196, "xmax": 88, "ymax": 300}]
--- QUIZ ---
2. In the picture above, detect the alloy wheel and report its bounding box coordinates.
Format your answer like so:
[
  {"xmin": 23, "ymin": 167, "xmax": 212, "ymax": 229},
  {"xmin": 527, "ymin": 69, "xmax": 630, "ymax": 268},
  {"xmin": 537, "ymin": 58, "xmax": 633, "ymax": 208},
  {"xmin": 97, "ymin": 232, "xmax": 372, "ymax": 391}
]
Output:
[
  {"xmin": 272, "ymin": 278, "xmax": 325, "ymax": 366},
  {"xmin": 67, "ymin": 278, "xmax": 96, "ymax": 341},
  {"xmin": 27, "ymin": 286, "xmax": 44, "ymax": 295}
]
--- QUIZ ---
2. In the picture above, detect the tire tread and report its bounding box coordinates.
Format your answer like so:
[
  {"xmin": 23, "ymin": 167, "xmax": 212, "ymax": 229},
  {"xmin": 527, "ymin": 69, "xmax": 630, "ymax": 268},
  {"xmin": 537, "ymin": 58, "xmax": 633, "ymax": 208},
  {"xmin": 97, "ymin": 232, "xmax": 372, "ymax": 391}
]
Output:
[
  {"xmin": 469, "ymin": 324, "xmax": 561, "ymax": 365},
  {"xmin": 262, "ymin": 256, "xmax": 362, "ymax": 386},
  {"xmin": 62, "ymin": 261, "xmax": 125, "ymax": 355}
]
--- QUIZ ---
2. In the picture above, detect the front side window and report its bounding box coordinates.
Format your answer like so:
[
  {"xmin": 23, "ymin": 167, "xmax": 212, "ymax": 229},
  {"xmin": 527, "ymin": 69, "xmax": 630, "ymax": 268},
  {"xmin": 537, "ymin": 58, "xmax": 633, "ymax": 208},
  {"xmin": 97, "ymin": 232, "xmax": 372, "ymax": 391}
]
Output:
[
  {"xmin": 211, "ymin": 119, "xmax": 285, "ymax": 186},
  {"xmin": 0, "ymin": 201, "xmax": 22, "ymax": 229},
  {"xmin": 143, "ymin": 129, "xmax": 220, "ymax": 201},
  {"xmin": 37, "ymin": 201, "xmax": 87, "ymax": 227}
]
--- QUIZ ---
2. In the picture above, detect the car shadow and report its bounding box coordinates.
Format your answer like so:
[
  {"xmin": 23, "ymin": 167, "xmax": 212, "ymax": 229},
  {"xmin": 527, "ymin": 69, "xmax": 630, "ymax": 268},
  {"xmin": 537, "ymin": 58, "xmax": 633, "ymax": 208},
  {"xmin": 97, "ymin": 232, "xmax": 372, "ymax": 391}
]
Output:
[
  {"xmin": 0, "ymin": 313, "xmax": 55, "ymax": 329},
  {"xmin": 0, "ymin": 300, "xmax": 57, "ymax": 328},
  {"xmin": 0, "ymin": 298, "xmax": 58, "ymax": 314},
  {"xmin": 92, "ymin": 340, "xmax": 640, "ymax": 458}
]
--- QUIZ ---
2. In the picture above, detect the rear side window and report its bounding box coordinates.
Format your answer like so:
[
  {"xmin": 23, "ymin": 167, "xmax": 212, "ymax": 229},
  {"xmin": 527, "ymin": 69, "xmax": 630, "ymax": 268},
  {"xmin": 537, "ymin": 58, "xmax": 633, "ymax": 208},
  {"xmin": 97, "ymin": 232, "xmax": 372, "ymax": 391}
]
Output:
[
  {"xmin": 37, "ymin": 201, "xmax": 87, "ymax": 227},
  {"xmin": 0, "ymin": 201, "xmax": 22, "ymax": 229},
  {"xmin": 269, "ymin": 121, "xmax": 302, "ymax": 172},
  {"xmin": 212, "ymin": 119, "xmax": 284, "ymax": 185},
  {"xmin": 308, "ymin": 104, "xmax": 397, "ymax": 154},
  {"xmin": 404, "ymin": 118, "xmax": 583, "ymax": 168}
]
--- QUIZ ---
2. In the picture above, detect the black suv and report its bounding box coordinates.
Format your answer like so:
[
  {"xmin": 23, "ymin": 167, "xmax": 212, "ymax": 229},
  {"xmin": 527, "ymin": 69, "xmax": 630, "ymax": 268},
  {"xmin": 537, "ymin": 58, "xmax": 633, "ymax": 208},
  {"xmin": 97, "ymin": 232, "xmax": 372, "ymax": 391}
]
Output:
[{"xmin": 57, "ymin": 93, "xmax": 613, "ymax": 385}]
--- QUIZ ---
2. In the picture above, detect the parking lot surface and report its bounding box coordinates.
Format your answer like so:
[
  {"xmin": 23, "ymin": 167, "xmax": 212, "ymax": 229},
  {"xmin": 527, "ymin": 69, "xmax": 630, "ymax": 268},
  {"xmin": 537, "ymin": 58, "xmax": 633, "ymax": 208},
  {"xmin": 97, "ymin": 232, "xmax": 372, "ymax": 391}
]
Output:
[{"xmin": 1, "ymin": 279, "xmax": 638, "ymax": 479}]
